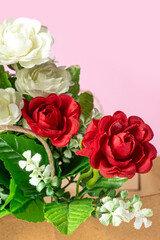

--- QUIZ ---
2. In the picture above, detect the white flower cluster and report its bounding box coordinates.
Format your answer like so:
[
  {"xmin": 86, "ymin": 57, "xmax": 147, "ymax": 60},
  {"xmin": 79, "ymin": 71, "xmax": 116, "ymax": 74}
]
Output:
[
  {"xmin": 0, "ymin": 17, "xmax": 74, "ymax": 127},
  {"xmin": 0, "ymin": 88, "xmax": 23, "ymax": 127},
  {"xmin": 15, "ymin": 61, "xmax": 72, "ymax": 98},
  {"xmin": 19, "ymin": 150, "xmax": 58, "ymax": 195},
  {"xmin": 0, "ymin": 187, "xmax": 8, "ymax": 204},
  {"xmin": 99, "ymin": 192, "xmax": 153, "ymax": 230},
  {"xmin": 0, "ymin": 18, "xmax": 54, "ymax": 68}
]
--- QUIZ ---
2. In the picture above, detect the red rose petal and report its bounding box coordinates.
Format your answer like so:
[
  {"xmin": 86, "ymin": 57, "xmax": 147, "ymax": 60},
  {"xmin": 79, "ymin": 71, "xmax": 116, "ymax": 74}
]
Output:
[
  {"xmin": 128, "ymin": 115, "xmax": 144, "ymax": 125},
  {"xmin": 99, "ymin": 159, "xmax": 136, "ymax": 179},
  {"xmin": 76, "ymin": 148, "xmax": 93, "ymax": 158},
  {"xmin": 131, "ymin": 142, "xmax": 145, "ymax": 164},
  {"xmin": 141, "ymin": 123, "xmax": 154, "ymax": 142},
  {"xmin": 59, "ymin": 94, "xmax": 81, "ymax": 118},
  {"xmin": 28, "ymin": 97, "xmax": 47, "ymax": 114},
  {"xmin": 47, "ymin": 94, "xmax": 61, "ymax": 108},
  {"xmin": 113, "ymin": 111, "xmax": 128, "ymax": 127},
  {"xmin": 86, "ymin": 119, "xmax": 99, "ymax": 134},
  {"xmin": 111, "ymin": 133, "xmax": 135, "ymax": 159},
  {"xmin": 125, "ymin": 124, "xmax": 145, "ymax": 142},
  {"xmin": 51, "ymin": 134, "xmax": 71, "ymax": 147},
  {"xmin": 89, "ymin": 150, "xmax": 103, "ymax": 169},
  {"xmin": 82, "ymin": 130, "xmax": 99, "ymax": 149},
  {"xmin": 102, "ymin": 138, "xmax": 133, "ymax": 168},
  {"xmin": 136, "ymin": 142, "xmax": 157, "ymax": 173},
  {"xmin": 65, "ymin": 117, "xmax": 80, "ymax": 136},
  {"xmin": 98, "ymin": 116, "xmax": 112, "ymax": 133}
]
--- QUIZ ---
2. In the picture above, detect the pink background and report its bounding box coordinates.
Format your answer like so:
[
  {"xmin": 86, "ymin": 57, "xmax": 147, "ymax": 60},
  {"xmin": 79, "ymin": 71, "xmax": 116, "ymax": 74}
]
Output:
[{"xmin": 0, "ymin": 0, "xmax": 160, "ymax": 153}]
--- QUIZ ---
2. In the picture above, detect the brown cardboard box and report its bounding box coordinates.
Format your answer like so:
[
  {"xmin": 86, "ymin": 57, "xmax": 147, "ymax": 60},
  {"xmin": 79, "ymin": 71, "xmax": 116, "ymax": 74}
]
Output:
[{"xmin": 0, "ymin": 157, "xmax": 159, "ymax": 240}]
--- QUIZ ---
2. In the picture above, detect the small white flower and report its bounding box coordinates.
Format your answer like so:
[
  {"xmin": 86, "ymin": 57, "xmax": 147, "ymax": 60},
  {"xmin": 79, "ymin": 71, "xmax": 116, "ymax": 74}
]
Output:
[
  {"xmin": 19, "ymin": 151, "xmax": 57, "ymax": 189},
  {"xmin": 100, "ymin": 198, "xmax": 133, "ymax": 227},
  {"xmin": 0, "ymin": 88, "xmax": 23, "ymax": 127},
  {"xmin": 102, "ymin": 196, "xmax": 112, "ymax": 204},
  {"xmin": 0, "ymin": 18, "xmax": 54, "ymax": 68},
  {"xmin": 133, "ymin": 201, "xmax": 153, "ymax": 229},
  {"xmin": 42, "ymin": 164, "xmax": 54, "ymax": 183},
  {"xmin": 19, "ymin": 150, "xmax": 42, "ymax": 172},
  {"xmin": 15, "ymin": 61, "xmax": 72, "ymax": 97},
  {"xmin": 29, "ymin": 175, "xmax": 42, "ymax": 186},
  {"xmin": 99, "ymin": 213, "xmax": 111, "ymax": 226},
  {"xmin": 29, "ymin": 164, "xmax": 54, "ymax": 187}
]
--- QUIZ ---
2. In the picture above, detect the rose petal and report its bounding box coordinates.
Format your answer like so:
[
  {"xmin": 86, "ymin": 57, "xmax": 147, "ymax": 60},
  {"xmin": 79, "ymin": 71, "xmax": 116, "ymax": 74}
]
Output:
[
  {"xmin": 98, "ymin": 116, "xmax": 112, "ymax": 133},
  {"xmin": 99, "ymin": 159, "xmax": 136, "ymax": 179},
  {"xmin": 113, "ymin": 111, "xmax": 128, "ymax": 126},
  {"xmin": 59, "ymin": 94, "xmax": 81, "ymax": 118},
  {"xmin": 128, "ymin": 116, "xmax": 144, "ymax": 125},
  {"xmin": 136, "ymin": 142, "xmax": 157, "ymax": 173},
  {"xmin": 51, "ymin": 134, "xmax": 71, "ymax": 147}
]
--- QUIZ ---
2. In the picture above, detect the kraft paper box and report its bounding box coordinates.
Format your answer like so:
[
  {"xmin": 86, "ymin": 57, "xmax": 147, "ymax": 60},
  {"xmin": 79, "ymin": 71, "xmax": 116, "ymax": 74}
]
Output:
[{"xmin": 0, "ymin": 158, "xmax": 160, "ymax": 240}]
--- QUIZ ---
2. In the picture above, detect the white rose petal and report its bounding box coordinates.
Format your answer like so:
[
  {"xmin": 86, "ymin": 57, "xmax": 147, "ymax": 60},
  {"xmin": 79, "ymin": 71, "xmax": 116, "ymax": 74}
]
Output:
[
  {"xmin": 0, "ymin": 88, "xmax": 23, "ymax": 127},
  {"xmin": 0, "ymin": 17, "xmax": 54, "ymax": 68},
  {"xmin": 15, "ymin": 61, "xmax": 72, "ymax": 97}
]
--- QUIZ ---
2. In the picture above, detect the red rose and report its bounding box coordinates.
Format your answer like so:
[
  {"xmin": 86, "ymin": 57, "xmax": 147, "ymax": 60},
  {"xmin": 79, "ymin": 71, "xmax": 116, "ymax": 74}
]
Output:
[
  {"xmin": 22, "ymin": 94, "xmax": 81, "ymax": 147},
  {"xmin": 76, "ymin": 111, "xmax": 157, "ymax": 179}
]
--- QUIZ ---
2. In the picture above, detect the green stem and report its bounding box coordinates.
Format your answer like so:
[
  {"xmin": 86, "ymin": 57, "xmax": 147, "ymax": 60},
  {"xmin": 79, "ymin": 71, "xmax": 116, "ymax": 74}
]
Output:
[
  {"xmin": 76, "ymin": 167, "xmax": 93, "ymax": 198},
  {"xmin": 78, "ymin": 187, "xmax": 88, "ymax": 198},
  {"xmin": 86, "ymin": 169, "xmax": 99, "ymax": 188}
]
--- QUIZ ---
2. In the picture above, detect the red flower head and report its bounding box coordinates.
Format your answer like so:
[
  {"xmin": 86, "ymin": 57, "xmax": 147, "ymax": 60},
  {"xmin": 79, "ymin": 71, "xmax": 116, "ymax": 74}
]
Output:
[
  {"xmin": 76, "ymin": 111, "xmax": 157, "ymax": 179},
  {"xmin": 22, "ymin": 94, "xmax": 81, "ymax": 147}
]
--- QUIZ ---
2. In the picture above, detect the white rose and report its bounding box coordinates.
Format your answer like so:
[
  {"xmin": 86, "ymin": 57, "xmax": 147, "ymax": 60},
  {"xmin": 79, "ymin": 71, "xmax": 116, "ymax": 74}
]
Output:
[
  {"xmin": 0, "ymin": 18, "xmax": 54, "ymax": 68},
  {"xmin": 0, "ymin": 88, "xmax": 24, "ymax": 126},
  {"xmin": 15, "ymin": 61, "xmax": 72, "ymax": 97}
]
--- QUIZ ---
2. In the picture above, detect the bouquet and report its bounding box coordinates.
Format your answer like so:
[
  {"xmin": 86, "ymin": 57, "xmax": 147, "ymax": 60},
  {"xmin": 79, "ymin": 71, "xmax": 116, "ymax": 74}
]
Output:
[{"xmin": 0, "ymin": 17, "xmax": 157, "ymax": 235}]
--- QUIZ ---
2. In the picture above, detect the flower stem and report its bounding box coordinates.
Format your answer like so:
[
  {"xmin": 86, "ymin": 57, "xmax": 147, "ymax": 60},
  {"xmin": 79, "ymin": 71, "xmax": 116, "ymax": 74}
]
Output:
[
  {"xmin": 76, "ymin": 167, "xmax": 93, "ymax": 198},
  {"xmin": 86, "ymin": 169, "xmax": 99, "ymax": 188}
]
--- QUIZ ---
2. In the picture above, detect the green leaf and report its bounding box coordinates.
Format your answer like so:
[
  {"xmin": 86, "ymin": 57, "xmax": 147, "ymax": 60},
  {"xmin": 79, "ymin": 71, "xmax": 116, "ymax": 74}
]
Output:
[
  {"xmin": 0, "ymin": 209, "xmax": 10, "ymax": 218},
  {"xmin": 0, "ymin": 134, "xmax": 48, "ymax": 197},
  {"xmin": 86, "ymin": 176, "xmax": 128, "ymax": 197},
  {"xmin": 64, "ymin": 149, "xmax": 72, "ymax": 159},
  {"xmin": 44, "ymin": 198, "xmax": 93, "ymax": 235},
  {"xmin": 10, "ymin": 186, "xmax": 45, "ymax": 222},
  {"xmin": 78, "ymin": 92, "xmax": 94, "ymax": 120},
  {"xmin": 0, "ymin": 66, "xmax": 12, "ymax": 89},
  {"xmin": 0, "ymin": 179, "xmax": 16, "ymax": 213},
  {"xmin": 23, "ymin": 94, "xmax": 33, "ymax": 101},
  {"xmin": 61, "ymin": 156, "xmax": 90, "ymax": 178},
  {"xmin": 121, "ymin": 190, "xmax": 128, "ymax": 200},
  {"xmin": 0, "ymin": 160, "xmax": 10, "ymax": 189},
  {"xmin": 3, "ymin": 179, "xmax": 17, "ymax": 209},
  {"xmin": 66, "ymin": 65, "xmax": 80, "ymax": 98},
  {"xmin": 8, "ymin": 76, "xmax": 16, "ymax": 89}
]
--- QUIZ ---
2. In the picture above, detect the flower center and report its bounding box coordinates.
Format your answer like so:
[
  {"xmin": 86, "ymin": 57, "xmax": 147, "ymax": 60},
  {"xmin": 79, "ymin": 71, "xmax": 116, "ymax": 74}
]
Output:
[{"xmin": 111, "ymin": 133, "xmax": 135, "ymax": 160}]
